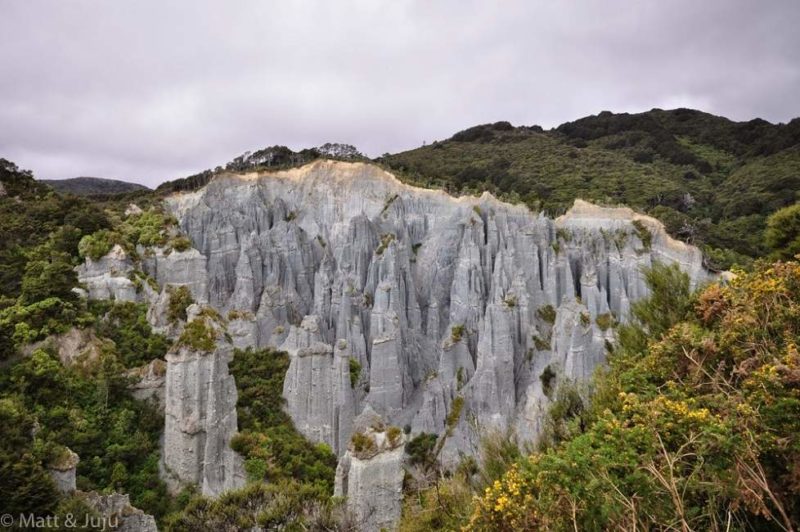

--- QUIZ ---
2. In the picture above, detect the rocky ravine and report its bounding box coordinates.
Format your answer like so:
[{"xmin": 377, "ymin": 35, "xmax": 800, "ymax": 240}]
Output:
[{"xmin": 78, "ymin": 160, "xmax": 712, "ymax": 528}]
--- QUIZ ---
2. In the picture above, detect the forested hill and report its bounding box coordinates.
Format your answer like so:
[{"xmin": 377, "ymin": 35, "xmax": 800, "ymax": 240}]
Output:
[
  {"xmin": 40, "ymin": 177, "xmax": 149, "ymax": 196},
  {"xmin": 380, "ymin": 108, "xmax": 800, "ymax": 268}
]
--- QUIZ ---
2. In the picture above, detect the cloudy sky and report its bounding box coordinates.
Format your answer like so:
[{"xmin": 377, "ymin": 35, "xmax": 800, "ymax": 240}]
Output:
[{"xmin": 1, "ymin": 1, "xmax": 798, "ymax": 187}]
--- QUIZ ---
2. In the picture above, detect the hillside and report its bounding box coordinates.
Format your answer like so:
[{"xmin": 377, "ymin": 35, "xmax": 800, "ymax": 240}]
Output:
[
  {"xmin": 40, "ymin": 176, "xmax": 149, "ymax": 196},
  {"xmin": 380, "ymin": 109, "xmax": 800, "ymax": 268}
]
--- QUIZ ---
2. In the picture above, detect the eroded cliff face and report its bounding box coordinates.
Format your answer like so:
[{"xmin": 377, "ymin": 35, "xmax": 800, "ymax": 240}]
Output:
[
  {"xmin": 158, "ymin": 160, "xmax": 711, "ymax": 464},
  {"xmin": 161, "ymin": 306, "xmax": 245, "ymax": 497},
  {"xmin": 76, "ymin": 160, "xmax": 712, "ymax": 511}
]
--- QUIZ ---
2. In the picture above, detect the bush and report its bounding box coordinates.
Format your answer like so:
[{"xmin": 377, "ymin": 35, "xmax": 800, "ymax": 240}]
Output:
[
  {"xmin": 539, "ymin": 365, "xmax": 556, "ymax": 398},
  {"xmin": 406, "ymin": 433, "xmax": 438, "ymax": 469},
  {"xmin": 348, "ymin": 358, "xmax": 361, "ymax": 388},
  {"xmin": 450, "ymin": 324, "xmax": 465, "ymax": 343},
  {"xmin": 595, "ymin": 312, "xmax": 614, "ymax": 331},
  {"xmin": 176, "ymin": 319, "xmax": 216, "ymax": 351},
  {"xmin": 631, "ymin": 219, "xmax": 653, "ymax": 250},
  {"xmin": 78, "ymin": 229, "xmax": 119, "ymax": 260},
  {"xmin": 536, "ymin": 305, "xmax": 556, "ymax": 325},
  {"xmin": 166, "ymin": 285, "xmax": 194, "ymax": 323}
]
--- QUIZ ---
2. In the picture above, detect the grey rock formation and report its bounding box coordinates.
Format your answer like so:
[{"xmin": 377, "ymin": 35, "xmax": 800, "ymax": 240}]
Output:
[
  {"xmin": 161, "ymin": 309, "xmax": 245, "ymax": 497},
  {"xmin": 126, "ymin": 359, "xmax": 167, "ymax": 412},
  {"xmin": 334, "ymin": 418, "xmax": 405, "ymax": 532},
  {"xmin": 81, "ymin": 491, "xmax": 158, "ymax": 532},
  {"xmin": 281, "ymin": 315, "xmax": 357, "ymax": 455},
  {"xmin": 76, "ymin": 244, "xmax": 139, "ymax": 302},
  {"xmin": 162, "ymin": 160, "xmax": 713, "ymax": 469},
  {"xmin": 47, "ymin": 448, "xmax": 79, "ymax": 494}
]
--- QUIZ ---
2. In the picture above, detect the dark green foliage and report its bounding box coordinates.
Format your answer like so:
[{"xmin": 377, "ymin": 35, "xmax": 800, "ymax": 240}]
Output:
[
  {"xmin": 40, "ymin": 177, "xmax": 149, "ymax": 196},
  {"xmin": 19, "ymin": 250, "xmax": 78, "ymax": 305},
  {"xmin": 0, "ymin": 348, "xmax": 171, "ymax": 520},
  {"xmin": 348, "ymin": 357, "xmax": 361, "ymax": 388},
  {"xmin": 229, "ymin": 347, "xmax": 337, "ymax": 494},
  {"xmin": 0, "ymin": 395, "xmax": 60, "ymax": 515},
  {"xmin": 537, "ymin": 304, "xmax": 556, "ymax": 324},
  {"xmin": 0, "ymin": 160, "xmax": 110, "ymax": 299},
  {"xmin": 406, "ymin": 433, "xmax": 438, "ymax": 469},
  {"xmin": 166, "ymin": 285, "xmax": 193, "ymax": 323},
  {"xmin": 539, "ymin": 365, "xmax": 556, "ymax": 398},
  {"xmin": 92, "ymin": 301, "xmax": 171, "ymax": 367},
  {"xmin": 450, "ymin": 323, "xmax": 465, "ymax": 343}
]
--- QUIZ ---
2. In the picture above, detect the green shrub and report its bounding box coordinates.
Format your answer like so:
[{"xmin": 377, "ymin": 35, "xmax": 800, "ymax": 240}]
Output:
[
  {"xmin": 93, "ymin": 302, "xmax": 171, "ymax": 368},
  {"xmin": 536, "ymin": 304, "xmax": 556, "ymax": 324},
  {"xmin": 539, "ymin": 365, "xmax": 556, "ymax": 398},
  {"xmin": 387, "ymin": 426, "xmax": 403, "ymax": 447},
  {"xmin": 78, "ymin": 229, "xmax": 119, "ymax": 260},
  {"xmin": 765, "ymin": 202, "xmax": 800, "ymax": 260},
  {"xmin": 450, "ymin": 324, "xmax": 465, "ymax": 343},
  {"xmin": 595, "ymin": 312, "xmax": 614, "ymax": 331},
  {"xmin": 405, "ymin": 433, "xmax": 438, "ymax": 469},
  {"xmin": 532, "ymin": 334, "xmax": 550, "ymax": 351},
  {"xmin": 446, "ymin": 396, "xmax": 465, "ymax": 432},
  {"xmin": 166, "ymin": 285, "xmax": 194, "ymax": 323},
  {"xmin": 176, "ymin": 319, "xmax": 216, "ymax": 351},
  {"xmin": 348, "ymin": 358, "xmax": 362, "ymax": 388},
  {"xmin": 170, "ymin": 236, "xmax": 192, "ymax": 252},
  {"xmin": 631, "ymin": 219, "xmax": 653, "ymax": 250},
  {"xmin": 351, "ymin": 431, "xmax": 376, "ymax": 457},
  {"xmin": 376, "ymin": 233, "xmax": 395, "ymax": 255}
]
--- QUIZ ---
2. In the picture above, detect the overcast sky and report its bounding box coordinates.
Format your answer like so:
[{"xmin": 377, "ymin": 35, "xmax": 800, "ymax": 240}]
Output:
[{"xmin": 1, "ymin": 1, "xmax": 798, "ymax": 187}]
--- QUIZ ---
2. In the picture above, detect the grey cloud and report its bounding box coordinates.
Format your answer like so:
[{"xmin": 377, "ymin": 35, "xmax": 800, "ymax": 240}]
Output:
[{"xmin": 0, "ymin": 0, "xmax": 798, "ymax": 186}]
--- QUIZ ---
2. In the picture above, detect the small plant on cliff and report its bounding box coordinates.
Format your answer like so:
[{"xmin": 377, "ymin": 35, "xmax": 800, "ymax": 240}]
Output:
[
  {"xmin": 595, "ymin": 312, "xmax": 614, "ymax": 331},
  {"xmin": 387, "ymin": 426, "xmax": 403, "ymax": 447},
  {"xmin": 167, "ymin": 285, "xmax": 193, "ymax": 323},
  {"xmin": 532, "ymin": 334, "xmax": 550, "ymax": 351},
  {"xmin": 351, "ymin": 431, "xmax": 377, "ymax": 457},
  {"xmin": 376, "ymin": 233, "xmax": 395, "ymax": 255},
  {"xmin": 446, "ymin": 396, "xmax": 465, "ymax": 433},
  {"xmin": 406, "ymin": 432, "xmax": 438, "ymax": 470},
  {"xmin": 348, "ymin": 357, "xmax": 361, "ymax": 388},
  {"xmin": 631, "ymin": 219, "xmax": 653, "ymax": 250},
  {"xmin": 176, "ymin": 318, "xmax": 216, "ymax": 351},
  {"xmin": 450, "ymin": 324, "xmax": 465, "ymax": 343},
  {"xmin": 536, "ymin": 304, "xmax": 556, "ymax": 324},
  {"xmin": 539, "ymin": 365, "xmax": 556, "ymax": 398}
]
